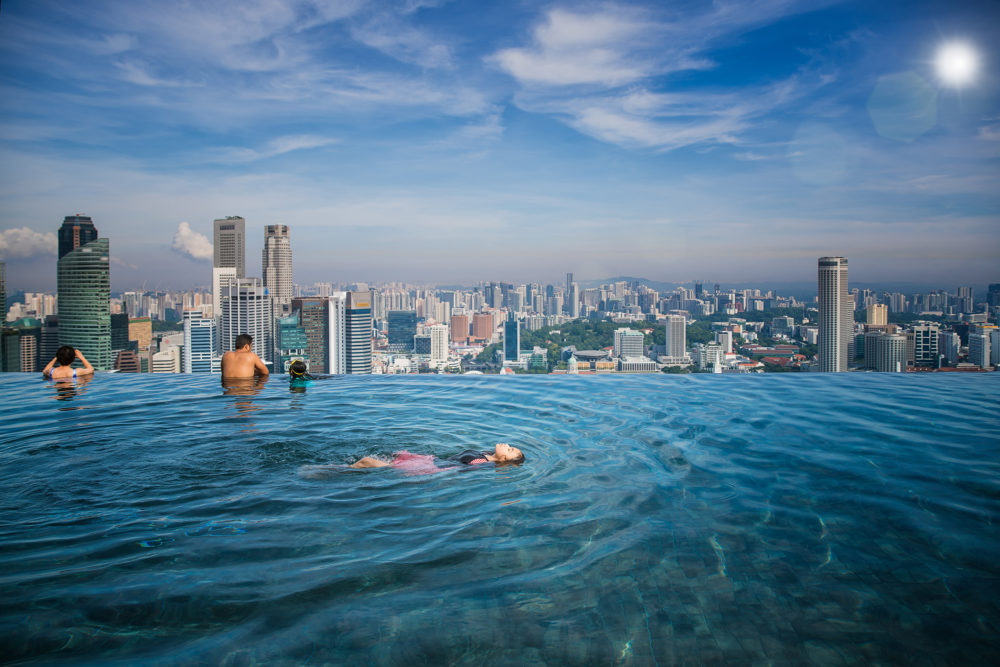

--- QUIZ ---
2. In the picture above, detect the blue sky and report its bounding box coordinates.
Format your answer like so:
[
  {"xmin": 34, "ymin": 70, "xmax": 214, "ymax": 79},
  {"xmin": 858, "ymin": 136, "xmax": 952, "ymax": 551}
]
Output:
[{"xmin": 0, "ymin": 0, "xmax": 997, "ymax": 291}]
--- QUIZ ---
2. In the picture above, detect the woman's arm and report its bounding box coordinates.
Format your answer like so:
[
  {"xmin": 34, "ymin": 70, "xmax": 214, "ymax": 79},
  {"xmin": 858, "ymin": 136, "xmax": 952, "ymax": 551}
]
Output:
[
  {"xmin": 41, "ymin": 356, "xmax": 58, "ymax": 378},
  {"xmin": 75, "ymin": 349, "xmax": 95, "ymax": 376}
]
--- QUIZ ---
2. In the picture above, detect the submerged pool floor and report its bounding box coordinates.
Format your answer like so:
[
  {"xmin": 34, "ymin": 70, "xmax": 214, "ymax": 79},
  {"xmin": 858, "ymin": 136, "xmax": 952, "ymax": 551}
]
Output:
[{"xmin": 1, "ymin": 372, "xmax": 998, "ymax": 664}]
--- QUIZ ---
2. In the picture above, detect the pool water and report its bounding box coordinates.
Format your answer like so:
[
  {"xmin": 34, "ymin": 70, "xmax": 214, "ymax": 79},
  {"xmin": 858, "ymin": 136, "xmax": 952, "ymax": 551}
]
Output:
[{"xmin": 1, "ymin": 372, "xmax": 998, "ymax": 664}]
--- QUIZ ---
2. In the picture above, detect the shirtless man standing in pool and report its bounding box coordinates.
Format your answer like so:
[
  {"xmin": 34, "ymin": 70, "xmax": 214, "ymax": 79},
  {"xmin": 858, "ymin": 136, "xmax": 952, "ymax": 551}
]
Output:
[{"xmin": 221, "ymin": 334, "xmax": 269, "ymax": 379}]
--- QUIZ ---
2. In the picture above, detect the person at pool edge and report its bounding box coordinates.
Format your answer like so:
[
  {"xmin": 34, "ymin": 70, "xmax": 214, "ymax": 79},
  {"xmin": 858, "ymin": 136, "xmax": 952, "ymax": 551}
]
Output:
[
  {"xmin": 42, "ymin": 346, "xmax": 94, "ymax": 380},
  {"xmin": 350, "ymin": 443, "xmax": 525, "ymax": 468},
  {"xmin": 221, "ymin": 334, "xmax": 269, "ymax": 379}
]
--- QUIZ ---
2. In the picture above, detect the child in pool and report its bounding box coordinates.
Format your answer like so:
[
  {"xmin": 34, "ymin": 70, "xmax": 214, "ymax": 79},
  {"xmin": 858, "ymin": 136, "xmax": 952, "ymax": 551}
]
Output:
[{"xmin": 351, "ymin": 443, "xmax": 525, "ymax": 471}]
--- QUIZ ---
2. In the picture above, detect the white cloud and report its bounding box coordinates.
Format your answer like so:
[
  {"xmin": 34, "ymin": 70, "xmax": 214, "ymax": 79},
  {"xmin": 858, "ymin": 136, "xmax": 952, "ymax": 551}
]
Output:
[
  {"xmin": 209, "ymin": 134, "xmax": 338, "ymax": 163},
  {"xmin": 172, "ymin": 222, "xmax": 213, "ymax": 260},
  {"xmin": 351, "ymin": 15, "xmax": 454, "ymax": 69},
  {"xmin": 0, "ymin": 227, "xmax": 57, "ymax": 260}
]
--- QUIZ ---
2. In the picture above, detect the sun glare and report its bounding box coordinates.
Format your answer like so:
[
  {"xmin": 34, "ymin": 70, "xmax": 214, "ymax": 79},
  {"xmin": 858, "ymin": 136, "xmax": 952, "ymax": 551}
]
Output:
[{"xmin": 935, "ymin": 41, "xmax": 979, "ymax": 87}]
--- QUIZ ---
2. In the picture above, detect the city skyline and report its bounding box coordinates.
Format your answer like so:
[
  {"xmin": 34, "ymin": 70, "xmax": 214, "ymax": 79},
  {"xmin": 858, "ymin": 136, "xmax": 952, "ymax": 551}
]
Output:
[{"xmin": 1, "ymin": 1, "xmax": 998, "ymax": 289}]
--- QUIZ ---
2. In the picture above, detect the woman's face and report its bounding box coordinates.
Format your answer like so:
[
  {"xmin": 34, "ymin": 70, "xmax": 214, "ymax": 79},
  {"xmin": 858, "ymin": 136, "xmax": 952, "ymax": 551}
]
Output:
[{"xmin": 493, "ymin": 442, "xmax": 523, "ymax": 462}]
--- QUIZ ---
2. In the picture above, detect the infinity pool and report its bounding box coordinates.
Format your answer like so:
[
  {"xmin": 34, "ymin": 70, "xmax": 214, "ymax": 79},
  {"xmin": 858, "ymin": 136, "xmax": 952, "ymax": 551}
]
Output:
[{"xmin": 1, "ymin": 372, "xmax": 998, "ymax": 664}]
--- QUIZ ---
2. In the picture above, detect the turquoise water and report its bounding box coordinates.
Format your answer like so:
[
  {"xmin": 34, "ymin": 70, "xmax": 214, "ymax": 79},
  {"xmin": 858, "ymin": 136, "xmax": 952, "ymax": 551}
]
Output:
[{"xmin": 1, "ymin": 373, "xmax": 998, "ymax": 664}]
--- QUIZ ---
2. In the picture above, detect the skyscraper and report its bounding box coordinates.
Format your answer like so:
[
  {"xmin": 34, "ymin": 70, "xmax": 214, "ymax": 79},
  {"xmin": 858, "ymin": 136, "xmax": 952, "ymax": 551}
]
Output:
[
  {"xmin": 867, "ymin": 304, "xmax": 888, "ymax": 326},
  {"xmin": 387, "ymin": 310, "xmax": 417, "ymax": 350},
  {"xmin": 213, "ymin": 216, "xmax": 246, "ymax": 279},
  {"xmin": 450, "ymin": 314, "xmax": 469, "ymax": 343},
  {"xmin": 614, "ymin": 328, "xmax": 644, "ymax": 358},
  {"xmin": 276, "ymin": 311, "xmax": 309, "ymax": 373},
  {"xmin": 219, "ymin": 278, "xmax": 272, "ymax": 368},
  {"xmin": 503, "ymin": 316, "xmax": 520, "ymax": 362},
  {"xmin": 183, "ymin": 310, "xmax": 219, "ymax": 373},
  {"xmin": 569, "ymin": 283, "xmax": 580, "ymax": 318},
  {"xmin": 58, "ymin": 233, "xmax": 111, "ymax": 370},
  {"xmin": 292, "ymin": 297, "xmax": 331, "ymax": 373},
  {"xmin": 58, "ymin": 215, "xmax": 98, "ymax": 260},
  {"xmin": 818, "ymin": 256, "xmax": 852, "ymax": 372},
  {"xmin": 429, "ymin": 323, "xmax": 449, "ymax": 364},
  {"xmin": 0, "ymin": 262, "xmax": 6, "ymax": 324},
  {"xmin": 664, "ymin": 314, "xmax": 687, "ymax": 359},
  {"xmin": 262, "ymin": 224, "xmax": 292, "ymax": 313},
  {"xmin": 875, "ymin": 333, "xmax": 907, "ymax": 372},
  {"xmin": 345, "ymin": 290, "xmax": 373, "ymax": 374}
]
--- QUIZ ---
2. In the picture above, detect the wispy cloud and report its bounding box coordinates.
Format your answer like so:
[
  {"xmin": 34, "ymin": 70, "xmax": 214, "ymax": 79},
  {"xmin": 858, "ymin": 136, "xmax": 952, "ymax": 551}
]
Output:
[
  {"xmin": 0, "ymin": 227, "xmax": 57, "ymax": 260},
  {"xmin": 209, "ymin": 134, "xmax": 339, "ymax": 164}
]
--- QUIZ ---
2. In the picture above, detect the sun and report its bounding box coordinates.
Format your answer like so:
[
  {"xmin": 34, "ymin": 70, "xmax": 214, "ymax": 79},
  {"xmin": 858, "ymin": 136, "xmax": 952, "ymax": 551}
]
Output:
[{"xmin": 935, "ymin": 41, "xmax": 979, "ymax": 87}]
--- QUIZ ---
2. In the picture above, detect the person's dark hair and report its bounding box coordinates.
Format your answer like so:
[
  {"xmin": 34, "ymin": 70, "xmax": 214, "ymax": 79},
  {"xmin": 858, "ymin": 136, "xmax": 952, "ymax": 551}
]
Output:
[
  {"xmin": 234, "ymin": 334, "xmax": 253, "ymax": 350},
  {"xmin": 56, "ymin": 345, "xmax": 75, "ymax": 366},
  {"xmin": 289, "ymin": 360, "xmax": 308, "ymax": 376},
  {"xmin": 496, "ymin": 451, "xmax": 526, "ymax": 466}
]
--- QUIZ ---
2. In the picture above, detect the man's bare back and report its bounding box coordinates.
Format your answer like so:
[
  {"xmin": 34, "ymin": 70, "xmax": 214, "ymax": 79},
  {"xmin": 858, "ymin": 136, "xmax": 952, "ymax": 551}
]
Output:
[{"xmin": 221, "ymin": 336, "xmax": 269, "ymax": 379}]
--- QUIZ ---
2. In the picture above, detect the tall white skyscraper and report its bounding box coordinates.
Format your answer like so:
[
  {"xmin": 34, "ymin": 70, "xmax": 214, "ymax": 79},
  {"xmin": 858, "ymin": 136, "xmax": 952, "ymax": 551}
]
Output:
[
  {"xmin": 569, "ymin": 282, "xmax": 580, "ymax": 318},
  {"xmin": 212, "ymin": 267, "xmax": 237, "ymax": 321},
  {"xmin": 325, "ymin": 291, "xmax": 372, "ymax": 374},
  {"xmin": 219, "ymin": 278, "xmax": 272, "ymax": 367},
  {"xmin": 664, "ymin": 314, "xmax": 687, "ymax": 358},
  {"xmin": 183, "ymin": 310, "xmax": 219, "ymax": 373},
  {"xmin": 213, "ymin": 216, "xmax": 246, "ymax": 279},
  {"xmin": 968, "ymin": 331, "xmax": 991, "ymax": 369},
  {"xmin": 262, "ymin": 224, "xmax": 292, "ymax": 314},
  {"xmin": 429, "ymin": 323, "xmax": 449, "ymax": 364},
  {"xmin": 818, "ymin": 256, "xmax": 852, "ymax": 372}
]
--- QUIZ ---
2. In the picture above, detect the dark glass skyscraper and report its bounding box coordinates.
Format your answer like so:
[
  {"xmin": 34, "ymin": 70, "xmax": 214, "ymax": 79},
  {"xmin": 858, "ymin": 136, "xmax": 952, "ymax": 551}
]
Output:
[
  {"xmin": 387, "ymin": 310, "xmax": 417, "ymax": 350},
  {"xmin": 58, "ymin": 236, "xmax": 111, "ymax": 369},
  {"xmin": 503, "ymin": 316, "xmax": 520, "ymax": 362},
  {"xmin": 58, "ymin": 215, "xmax": 99, "ymax": 260}
]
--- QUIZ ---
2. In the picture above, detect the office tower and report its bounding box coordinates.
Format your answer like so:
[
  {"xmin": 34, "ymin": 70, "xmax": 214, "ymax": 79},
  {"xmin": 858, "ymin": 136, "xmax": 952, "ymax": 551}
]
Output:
[
  {"xmin": 213, "ymin": 216, "xmax": 246, "ymax": 278},
  {"xmin": 911, "ymin": 322, "xmax": 939, "ymax": 367},
  {"xmin": 413, "ymin": 334, "xmax": 431, "ymax": 355},
  {"xmin": 988, "ymin": 284, "xmax": 1000, "ymax": 309},
  {"xmin": 152, "ymin": 346, "xmax": 181, "ymax": 373},
  {"xmin": 114, "ymin": 350, "xmax": 141, "ymax": 373},
  {"xmin": 450, "ymin": 314, "xmax": 469, "ymax": 344},
  {"xmin": 387, "ymin": 310, "xmax": 417, "ymax": 350},
  {"xmin": 889, "ymin": 292, "xmax": 907, "ymax": 313},
  {"xmin": 262, "ymin": 224, "xmax": 292, "ymax": 313},
  {"xmin": 991, "ymin": 329, "xmax": 1000, "ymax": 367},
  {"xmin": 1, "ymin": 317, "xmax": 41, "ymax": 372},
  {"xmin": 614, "ymin": 328, "xmax": 644, "ymax": 358},
  {"xmin": 110, "ymin": 313, "xmax": 129, "ymax": 352},
  {"xmin": 569, "ymin": 283, "xmax": 580, "ymax": 318},
  {"xmin": 472, "ymin": 313, "xmax": 494, "ymax": 341},
  {"xmin": 277, "ymin": 311, "xmax": 308, "ymax": 373},
  {"xmin": 344, "ymin": 291, "xmax": 373, "ymax": 374},
  {"xmin": 430, "ymin": 323, "xmax": 449, "ymax": 364},
  {"xmin": 566, "ymin": 272, "xmax": 574, "ymax": 296},
  {"xmin": 58, "ymin": 234, "xmax": 111, "ymax": 370},
  {"xmin": 875, "ymin": 333, "xmax": 907, "ymax": 372},
  {"xmin": 968, "ymin": 332, "xmax": 990, "ymax": 369},
  {"xmin": 715, "ymin": 330, "xmax": 733, "ymax": 354},
  {"xmin": 867, "ymin": 304, "xmax": 888, "ymax": 326},
  {"xmin": 40, "ymin": 315, "xmax": 59, "ymax": 363},
  {"xmin": 128, "ymin": 317, "xmax": 153, "ymax": 353},
  {"xmin": 58, "ymin": 215, "xmax": 99, "ymax": 260},
  {"xmin": 183, "ymin": 310, "xmax": 219, "ymax": 373},
  {"xmin": 818, "ymin": 256, "xmax": 852, "ymax": 372},
  {"xmin": 503, "ymin": 316, "xmax": 520, "ymax": 362},
  {"xmin": 664, "ymin": 314, "xmax": 687, "ymax": 358},
  {"xmin": 220, "ymin": 279, "xmax": 272, "ymax": 368},
  {"xmin": 212, "ymin": 267, "xmax": 238, "ymax": 324},
  {"xmin": 292, "ymin": 297, "xmax": 330, "ymax": 372}
]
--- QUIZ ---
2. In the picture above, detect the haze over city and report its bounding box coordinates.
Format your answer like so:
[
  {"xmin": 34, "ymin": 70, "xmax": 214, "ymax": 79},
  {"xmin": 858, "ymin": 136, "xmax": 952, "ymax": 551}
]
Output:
[{"xmin": 1, "ymin": 0, "xmax": 998, "ymax": 290}]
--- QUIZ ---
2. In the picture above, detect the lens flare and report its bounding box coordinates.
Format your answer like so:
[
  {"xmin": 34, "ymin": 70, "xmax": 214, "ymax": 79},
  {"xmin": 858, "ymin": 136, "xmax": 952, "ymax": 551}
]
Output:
[{"xmin": 935, "ymin": 42, "xmax": 978, "ymax": 87}]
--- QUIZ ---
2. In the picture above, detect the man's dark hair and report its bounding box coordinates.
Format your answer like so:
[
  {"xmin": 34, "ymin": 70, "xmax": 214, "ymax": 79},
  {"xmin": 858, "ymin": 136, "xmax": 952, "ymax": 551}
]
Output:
[
  {"xmin": 234, "ymin": 334, "xmax": 253, "ymax": 350},
  {"xmin": 289, "ymin": 359, "xmax": 308, "ymax": 376},
  {"xmin": 56, "ymin": 345, "xmax": 75, "ymax": 366}
]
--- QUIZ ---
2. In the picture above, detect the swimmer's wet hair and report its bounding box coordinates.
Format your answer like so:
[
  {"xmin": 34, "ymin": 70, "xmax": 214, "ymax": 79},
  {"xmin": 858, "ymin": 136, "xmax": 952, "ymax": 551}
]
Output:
[
  {"xmin": 289, "ymin": 359, "xmax": 308, "ymax": 376},
  {"xmin": 56, "ymin": 345, "xmax": 75, "ymax": 366},
  {"xmin": 496, "ymin": 450, "xmax": 525, "ymax": 466}
]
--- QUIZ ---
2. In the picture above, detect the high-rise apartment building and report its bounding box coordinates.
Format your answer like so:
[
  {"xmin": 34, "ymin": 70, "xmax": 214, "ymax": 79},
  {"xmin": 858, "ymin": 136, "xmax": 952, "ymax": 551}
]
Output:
[
  {"xmin": 911, "ymin": 322, "xmax": 939, "ymax": 367},
  {"xmin": 344, "ymin": 290, "xmax": 373, "ymax": 374},
  {"xmin": 991, "ymin": 329, "xmax": 1000, "ymax": 367},
  {"xmin": 503, "ymin": 317, "xmax": 520, "ymax": 362},
  {"xmin": 472, "ymin": 313, "xmax": 494, "ymax": 341},
  {"xmin": 875, "ymin": 333, "xmax": 907, "ymax": 372},
  {"xmin": 58, "ymin": 232, "xmax": 111, "ymax": 370},
  {"xmin": 219, "ymin": 278, "xmax": 272, "ymax": 368},
  {"xmin": 664, "ymin": 314, "xmax": 687, "ymax": 358},
  {"xmin": 938, "ymin": 331, "xmax": 960, "ymax": 366},
  {"xmin": 429, "ymin": 323, "xmax": 449, "ymax": 364},
  {"xmin": 569, "ymin": 283, "xmax": 580, "ymax": 318},
  {"xmin": 867, "ymin": 304, "xmax": 888, "ymax": 326},
  {"xmin": 818, "ymin": 256, "xmax": 852, "ymax": 372},
  {"xmin": 183, "ymin": 310, "xmax": 219, "ymax": 373},
  {"xmin": 968, "ymin": 332, "xmax": 991, "ymax": 369},
  {"xmin": 262, "ymin": 224, "xmax": 292, "ymax": 313},
  {"xmin": 450, "ymin": 314, "xmax": 469, "ymax": 343},
  {"xmin": 213, "ymin": 216, "xmax": 246, "ymax": 279}
]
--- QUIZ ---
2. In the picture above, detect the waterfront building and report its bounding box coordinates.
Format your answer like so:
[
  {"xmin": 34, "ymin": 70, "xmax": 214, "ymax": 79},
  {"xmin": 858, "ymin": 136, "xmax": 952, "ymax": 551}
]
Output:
[
  {"xmin": 503, "ymin": 317, "xmax": 520, "ymax": 363},
  {"xmin": 58, "ymin": 234, "xmax": 111, "ymax": 370},
  {"xmin": 967, "ymin": 332, "xmax": 990, "ymax": 369},
  {"xmin": 213, "ymin": 216, "xmax": 246, "ymax": 279},
  {"xmin": 614, "ymin": 328, "xmax": 644, "ymax": 358},
  {"xmin": 617, "ymin": 356, "xmax": 659, "ymax": 373},
  {"xmin": 183, "ymin": 310, "xmax": 219, "ymax": 373},
  {"xmin": 152, "ymin": 346, "xmax": 181, "ymax": 373},
  {"xmin": 429, "ymin": 323, "xmax": 449, "ymax": 365},
  {"xmin": 818, "ymin": 256, "xmax": 852, "ymax": 372},
  {"xmin": 220, "ymin": 278, "xmax": 272, "ymax": 368},
  {"xmin": 450, "ymin": 314, "xmax": 469, "ymax": 343},
  {"xmin": 664, "ymin": 314, "xmax": 687, "ymax": 358},
  {"xmin": 867, "ymin": 304, "xmax": 888, "ymax": 326},
  {"xmin": 262, "ymin": 224, "xmax": 292, "ymax": 313},
  {"xmin": 387, "ymin": 310, "xmax": 417, "ymax": 351},
  {"xmin": 875, "ymin": 333, "xmax": 907, "ymax": 372}
]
